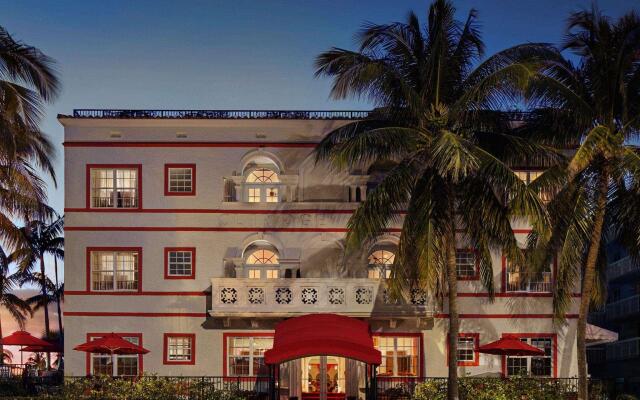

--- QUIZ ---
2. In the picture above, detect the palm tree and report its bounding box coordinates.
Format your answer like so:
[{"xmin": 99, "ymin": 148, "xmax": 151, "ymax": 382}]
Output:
[
  {"xmin": 0, "ymin": 247, "xmax": 31, "ymax": 365},
  {"xmin": 507, "ymin": 7, "xmax": 640, "ymax": 400},
  {"xmin": 12, "ymin": 217, "xmax": 64, "ymax": 369},
  {"xmin": 22, "ymin": 273, "xmax": 63, "ymax": 335},
  {"xmin": 2, "ymin": 348, "xmax": 13, "ymax": 364},
  {"xmin": 0, "ymin": 26, "xmax": 59, "ymax": 248},
  {"xmin": 314, "ymin": 1, "xmax": 549, "ymax": 398}
]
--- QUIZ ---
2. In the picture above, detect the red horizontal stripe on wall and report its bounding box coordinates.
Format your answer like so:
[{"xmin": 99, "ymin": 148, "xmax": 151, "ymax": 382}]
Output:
[
  {"xmin": 64, "ymin": 141, "xmax": 319, "ymax": 148},
  {"xmin": 435, "ymin": 313, "xmax": 579, "ymax": 319},
  {"xmin": 65, "ymin": 290, "xmax": 207, "ymax": 296},
  {"xmin": 64, "ymin": 208, "xmax": 358, "ymax": 214},
  {"xmin": 65, "ymin": 226, "xmax": 404, "ymax": 233},
  {"xmin": 457, "ymin": 292, "xmax": 581, "ymax": 298},
  {"xmin": 64, "ymin": 311, "xmax": 208, "ymax": 317}
]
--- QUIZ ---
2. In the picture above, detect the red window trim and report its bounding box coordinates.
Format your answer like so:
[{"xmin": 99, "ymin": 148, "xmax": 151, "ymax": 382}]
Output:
[
  {"xmin": 371, "ymin": 332, "xmax": 424, "ymax": 378},
  {"xmin": 164, "ymin": 247, "xmax": 196, "ymax": 279},
  {"xmin": 500, "ymin": 333, "xmax": 558, "ymax": 378},
  {"xmin": 85, "ymin": 332, "xmax": 143, "ymax": 376},
  {"xmin": 446, "ymin": 333, "xmax": 480, "ymax": 367},
  {"xmin": 222, "ymin": 332, "xmax": 275, "ymax": 378},
  {"xmin": 501, "ymin": 253, "xmax": 557, "ymax": 294},
  {"xmin": 456, "ymin": 248, "xmax": 480, "ymax": 281},
  {"xmin": 164, "ymin": 164, "xmax": 196, "ymax": 196},
  {"xmin": 163, "ymin": 333, "xmax": 196, "ymax": 365},
  {"xmin": 86, "ymin": 164, "xmax": 142, "ymax": 210},
  {"xmin": 85, "ymin": 247, "xmax": 143, "ymax": 293}
]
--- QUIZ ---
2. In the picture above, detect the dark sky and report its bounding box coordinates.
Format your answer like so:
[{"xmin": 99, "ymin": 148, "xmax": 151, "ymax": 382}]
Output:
[{"xmin": 1, "ymin": 0, "xmax": 636, "ymax": 215}]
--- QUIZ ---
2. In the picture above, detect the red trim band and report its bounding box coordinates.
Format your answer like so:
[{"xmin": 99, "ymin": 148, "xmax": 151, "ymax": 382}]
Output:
[
  {"xmin": 64, "ymin": 207, "xmax": 358, "ymax": 214},
  {"xmin": 67, "ymin": 226, "xmax": 402, "ymax": 233},
  {"xmin": 65, "ymin": 290, "xmax": 206, "ymax": 296}
]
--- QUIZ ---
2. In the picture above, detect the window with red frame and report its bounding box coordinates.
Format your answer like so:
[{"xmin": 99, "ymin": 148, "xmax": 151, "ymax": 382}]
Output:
[
  {"xmin": 88, "ymin": 334, "xmax": 141, "ymax": 376},
  {"xmin": 164, "ymin": 334, "xmax": 195, "ymax": 365},
  {"xmin": 165, "ymin": 164, "xmax": 195, "ymax": 195},
  {"xmin": 89, "ymin": 167, "xmax": 140, "ymax": 208},
  {"xmin": 506, "ymin": 337, "xmax": 553, "ymax": 377},
  {"xmin": 90, "ymin": 249, "xmax": 140, "ymax": 291},
  {"xmin": 456, "ymin": 334, "xmax": 479, "ymax": 366},
  {"xmin": 226, "ymin": 336, "xmax": 273, "ymax": 376},
  {"xmin": 165, "ymin": 248, "xmax": 195, "ymax": 279},
  {"xmin": 373, "ymin": 336, "xmax": 419, "ymax": 377}
]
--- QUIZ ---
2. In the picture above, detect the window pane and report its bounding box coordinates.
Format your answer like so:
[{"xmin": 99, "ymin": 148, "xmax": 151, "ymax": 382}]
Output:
[
  {"xmin": 116, "ymin": 252, "xmax": 138, "ymax": 290},
  {"xmin": 246, "ymin": 168, "xmax": 279, "ymax": 183},
  {"xmin": 246, "ymin": 249, "xmax": 279, "ymax": 265},
  {"xmin": 168, "ymin": 336, "xmax": 192, "ymax": 361},
  {"xmin": 92, "ymin": 252, "xmax": 115, "ymax": 291},
  {"xmin": 168, "ymin": 251, "xmax": 193, "ymax": 276},
  {"xmin": 457, "ymin": 337, "xmax": 476, "ymax": 362},
  {"xmin": 248, "ymin": 188, "xmax": 261, "ymax": 203},
  {"xmin": 373, "ymin": 336, "xmax": 418, "ymax": 377},
  {"xmin": 266, "ymin": 187, "xmax": 279, "ymax": 202},
  {"xmin": 228, "ymin": 337, "xmax": 273, "ymax": 377},
  {"xmin": 91, "ymin": 354, "xmax": 112, "ymax": 376},
  {"xmin": 117, "ymin": 356, "xmax": 138, "ymax": 376},
  {"xmin": 266, "ymin": 269, "xmax": 279, "ymax": 279},
  {"xmin": 90, "ymin": 168, "xmax": 138, "ymax": 208},
  {"xmin": 248, "ymin": 269, "xmax": 261, "ymax": 279},
  {"xmin": 506, "ymin": 257, "xmax": 552, "ymax": 293},
  {"xmin": 507, "ymin": 357, "xmax": 528, "ymax": 376},
  {"xmin": 115, "ymin": 169, "xmax": 138, "ymax": 208},
  {"xmin": 91, "ymin": 169, "xmax": 115, "ymax": 208},
  {"xmin": 168, "ymin": 168, "xmax": 193, "ymax": 193},
  {"xmin": 456, "ymin": 250, "xmax": 476, "ymax": 278}
]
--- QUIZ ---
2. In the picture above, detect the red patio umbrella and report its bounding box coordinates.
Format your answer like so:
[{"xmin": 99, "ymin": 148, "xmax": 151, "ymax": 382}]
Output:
[
  {"xmin": 19, "ymin": 341, "xmax": 64, "ymax": 353},
  {"xmin": 74, "ymin": 333, "xmax": 149, "ymax": 355},
  {"xmin": 1, "ymin": 331, "xmax": 51, "ymax": 364},
  {"xmin": 478, "ymin": 335, "xmax": 545, "ymax": 356}
]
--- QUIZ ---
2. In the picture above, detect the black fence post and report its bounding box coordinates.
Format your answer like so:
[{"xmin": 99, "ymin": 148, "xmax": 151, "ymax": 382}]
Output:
[{"xmin": 372, "ymin": 366, "xmax": 377, "ymax": 400}]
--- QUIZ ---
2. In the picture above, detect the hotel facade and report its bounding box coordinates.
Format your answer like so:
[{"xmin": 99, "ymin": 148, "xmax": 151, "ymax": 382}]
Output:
[{"xmin": 61, "ymin": 109, "xmax": 580, "ymax": 397}]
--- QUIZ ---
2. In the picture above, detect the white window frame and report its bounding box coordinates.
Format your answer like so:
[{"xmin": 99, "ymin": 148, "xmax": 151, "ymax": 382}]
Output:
[
  {"xmin": 456, "ymin": 250, "xmax": 477, "ymax": 279},
  {"xmin": 506, "ymin": 257, "xmax": 553, "ymax": 293},
  {"xmin": 243, "ymin": 167, "xmax": 282, "ymax": 203},
  {"xmin": 373, "ymin": 336, "xmax": 419, "ymax": 377},
  {"xmin": 166, "ymin": 166, "xmax": 194, "ymax": 194},
  {"xmin": 226, "ymin": 336, "xmax": 274, "ymax": 377},
  {"xmin": 90, "ymin": 335, "xmax": 140, "ymax": 376},
  {"xmin": 89, "ymin": 167, "xmax": 139, "ymax": 209},
  {"xmin": 166, "ymin": 335, "xmax": 193, "ymax": 362},
  {"xmin": 166, "ymin": 250, "xmax": 193, "ymax": 277},
  {"xmin": 506, "ymin": 337, "xmax": 553, "ymax": 377},
  {"xmin": 368, "ymin": 249, "xmax": 395, "ymax": 280},
  {"xmin": 457, "ymin": 336, "xmax": 477, "ymax": 364},
  {"xmin": 90, "ymin": 250, "xmax": 139, "ymax": 292}
]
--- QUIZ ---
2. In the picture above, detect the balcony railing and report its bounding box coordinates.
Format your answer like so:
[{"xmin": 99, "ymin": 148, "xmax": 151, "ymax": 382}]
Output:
[
  {"xmin": 68, "ymin": 109, "xmax": 371, "ymax": 120},
  {"xmin": 606, "ymin": 337, "xmax": 640, "ymax": 361},
  {"xmin": 606, "ymin": 294, "xmax": 640, "ymax": 321},
  {"xmin": 607, "ymin": 256, "xmax": 640, "ymax": 281},
  {"xmin": 210, "ymin": 278, "xmax": 432, "ymax": 318}
]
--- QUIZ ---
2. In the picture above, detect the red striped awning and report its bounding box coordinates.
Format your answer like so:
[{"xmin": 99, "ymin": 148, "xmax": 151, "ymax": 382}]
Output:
[{"xmin": 264, "ymin": 314, "xmax": 381, "ymax": 365}]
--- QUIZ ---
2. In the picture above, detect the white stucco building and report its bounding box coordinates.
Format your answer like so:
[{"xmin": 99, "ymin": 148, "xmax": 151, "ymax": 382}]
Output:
[{"xmin": 60, "ymin": 109, "xmax": 579, "ymax": 398}]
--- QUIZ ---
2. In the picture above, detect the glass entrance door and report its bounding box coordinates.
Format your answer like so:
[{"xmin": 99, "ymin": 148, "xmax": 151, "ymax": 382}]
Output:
[{"xmin": 301, "ymin": 356, "xmax": 346, "ymax": 400}]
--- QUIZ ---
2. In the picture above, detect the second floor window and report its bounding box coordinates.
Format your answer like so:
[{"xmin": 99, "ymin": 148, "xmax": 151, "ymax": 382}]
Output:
[
  {"xmin": 456, "ymin": 250, "xmax": 478, "ymax": 279},
  {"xmin": 245, "ymin": 168, "xmax": 280, "ymax": 203},
  {"xmin": 165, "ymin": 164, "xmax": 195, "ymax": 196},
  {"xmin": 90, "ymin": 167, "xmax": 139, "ymax": 208},
  {"xmin": 368, "ymin": 249, "xmax": 395, "ymax": 279},
  {"xmin": 165, "ymin": 248, "xmax": 195, "ymax": 279},
  {"xmin": 90, "ymin": 249, "xmax": 139, "ymax": 291},
  {"xmin": 506, "ymin": 256, "xmax": 552, "ymax": 293}
]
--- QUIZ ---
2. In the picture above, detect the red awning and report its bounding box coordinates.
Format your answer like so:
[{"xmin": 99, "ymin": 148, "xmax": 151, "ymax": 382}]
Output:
[{"xmin": 264, "ymin": 314, "xmax": 381, "ymax": 365}]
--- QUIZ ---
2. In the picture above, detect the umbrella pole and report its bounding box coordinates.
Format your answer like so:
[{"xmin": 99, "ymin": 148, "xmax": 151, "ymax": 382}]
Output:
[{"xmin": 20, "ymin": 346, "xmax": 23, "ymax": 365}]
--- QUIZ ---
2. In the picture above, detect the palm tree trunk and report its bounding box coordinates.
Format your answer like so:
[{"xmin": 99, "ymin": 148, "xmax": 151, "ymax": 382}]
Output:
[
  {"xmin": 577, "ymin": 169, "xmax": 608, "ymax": 400},
  {"xmin": 0, "ymin": 315, "xmax": 4, "ymax": 365},
  {"xmin": 39, "ymin": 256, "xmax": 50, "ymax": 370},
  {"xmin": 446, "ymin": 191, "xmax": 460, "ymax": 400},
  {"xmin": 54, "ymin": 257, "xmax": 62, "ymax": 333}
]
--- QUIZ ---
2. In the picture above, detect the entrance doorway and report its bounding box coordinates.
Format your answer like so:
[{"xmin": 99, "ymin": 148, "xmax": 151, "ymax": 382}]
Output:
[{"xmin": 301, "ymin": 356, "xmax": 346, "ymax": 400}]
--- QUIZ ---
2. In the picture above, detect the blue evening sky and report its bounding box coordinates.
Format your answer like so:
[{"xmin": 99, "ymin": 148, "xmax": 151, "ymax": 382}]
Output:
[{"xmin": 1, "ymin": 0, "xmax": 636, "ymax": 216}]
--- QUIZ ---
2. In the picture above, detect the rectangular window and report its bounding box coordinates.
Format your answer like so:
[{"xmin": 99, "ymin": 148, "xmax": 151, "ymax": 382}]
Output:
[
  {"xmin": 266, "ymin": 269, "xmax": 279, "ymax": 279},
  {"xmin": 248, "ymin": 269, "xmax": 261, "ymax": 279},
  {"xmin": 248, "ymin": 188, "xmax": 261, "ymax": 203},
  {"xmin": 227, "ymin": 336, "xmax": 274, "ymax": 376},
  {"xmin": 456, "ymin": 250, "xmax": 478, "ymax": 279},
  {"xmin": 89, "ymin": 334, "xmax": 141, "ymax": 376},
  {"xmin": 164, "ymin": 334, "xmax": 195, "ymax": 365},
  {"xmin": 164, "ymin": 248, "xmax": 195, "ymax": 279},
  {"xmin": 456, "ymin": 334, "xmax": 479, "ymax": 366},
  {"xmin": 266, "ymin": 188, "xmax": 279, "ymax": 203},
  {"xmin": 89, "ymin": 249, "xmax": 140, "ymax": 291},
  {"xmin": 165, "ymin": 164, "xmax": 195, "ymax": 196},
  {"xmin": 89, "ymin": 166, "xmax": 140, "ymax": 208},
  {"xmin": 373, "ymin": 336, "xmax": 419, "ymax": 377},
  {"xmin": 506, "ymin": 256, "xmax": 552, "ymax": 293},
  {"xmin": 514, "ymin": 170, "xmax": 551, "ymax": 202},
  {"xmin": 506, "ymin": 337, "xmax": 553, "ymax": 377}
]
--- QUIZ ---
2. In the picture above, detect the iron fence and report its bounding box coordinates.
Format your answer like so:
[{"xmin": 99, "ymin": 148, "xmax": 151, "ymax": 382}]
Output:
[{"xmin": 68, "ymin": 109, "xmax": 372, "ymax": 120}]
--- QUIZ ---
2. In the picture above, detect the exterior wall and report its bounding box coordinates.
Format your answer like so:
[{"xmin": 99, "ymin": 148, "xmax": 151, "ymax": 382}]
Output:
[{"xmin": 62, "ymin": 116, "xmax": 579, "ymax": 378}]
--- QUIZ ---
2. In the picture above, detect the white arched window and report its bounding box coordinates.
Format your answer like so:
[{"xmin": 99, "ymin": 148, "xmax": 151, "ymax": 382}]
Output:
[
  {"xmin": 368, "ymin": 249, "xmax": 396, "ymax": 279},
  {"xmin": 244, "ymin": 167, "xmax": 281, "ymax": 203},
  {"xmin": 244, "ymin": 244, "xmax": 280, "ymax": 279}
]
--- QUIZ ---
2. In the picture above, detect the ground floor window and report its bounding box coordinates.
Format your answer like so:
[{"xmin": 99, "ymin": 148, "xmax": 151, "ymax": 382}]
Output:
[
  {"xmin": 226, "ymin": 335, "xmax": 274, "ymax": 376},
  {"xmin": 373, "ymin": 335, "xmax": 419, "ymax": 377},
  {"xmin": 89, "ymin": 334, "xmax": 141, "ymax": 376},
  {"xmin": 456, "ymin": 333, "xmax": 479, "ymax": 366},
  {"xmin": 505, "ymin": 336, "xmax": 554, "ymax": 377},
  {"xmin": 164, "ymin": 334, "xmax": 195, "ymax": 365}
]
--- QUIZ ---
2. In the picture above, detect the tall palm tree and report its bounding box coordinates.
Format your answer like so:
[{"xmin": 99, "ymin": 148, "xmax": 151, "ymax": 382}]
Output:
[
  {"xmin": 12, "ymin": 217, "xmax": 64, "ymax": 369},
  {"xmin": 22, "ymin": 273, "xmax": 63, "ymax": 335},
  {"xmin": 0, "ymin": 26, "xmax": 59, "ymax": 248},
  {"xmin": 0, "ymin": 247, "xmax": 31, "ymax": 365},
  {"xmin": 508, "ymin": 7, "xmax": 640, "ymax": 400},
  {"xmin": 314, "ymin": 1, "xmax": 550, "ymax": 398}
]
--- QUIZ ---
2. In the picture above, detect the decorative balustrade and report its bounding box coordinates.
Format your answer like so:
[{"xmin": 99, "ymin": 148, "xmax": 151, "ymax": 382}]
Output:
[
  {"xmin": 606, "ymin": 294, "xmax": 640, "ymax": 320},
  {"xmin": 606, "ymin": 337, "xmax": 640, "ymax": 361},
  {"xmin": 69, "ymin": 109, "xmax": 371, "ymax": 120},
  {"xmin": 210, "ymin": 278, "xmax": 432, "ymax": 318},
  {"xmin": 607, "ymin": 256, "xmax": 640, "ymax": 281}
]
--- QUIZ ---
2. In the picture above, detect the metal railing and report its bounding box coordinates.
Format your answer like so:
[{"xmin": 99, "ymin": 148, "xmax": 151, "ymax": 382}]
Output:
[
  {"xmin": 606, "ymin": 294, "xmax": 640, "ymax": 320},
  {"xmin": 607, "ymin": 256, "xmax": 640, "ymax": 281},
  {"xmin": 606, "ymin": 337, "xmax": 640, "ymax": 361},
  {"xmin": 69, "ymin": 109, "xmax": 371, "ymax": 120}
]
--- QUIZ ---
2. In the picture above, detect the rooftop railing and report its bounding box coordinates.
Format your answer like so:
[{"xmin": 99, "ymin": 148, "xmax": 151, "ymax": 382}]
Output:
[
  {"xmin": 67, "ymin": 109, "xmax": 371, "ymax": 120},
  {"xmin": 607, "ymin": 256, "xmax": 640, "ymax": 281}
]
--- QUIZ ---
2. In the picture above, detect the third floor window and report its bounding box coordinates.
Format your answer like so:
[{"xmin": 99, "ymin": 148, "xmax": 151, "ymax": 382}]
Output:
[{"xmin": 89, "ymin": 167, "xmax": 139, "ymax": 208}]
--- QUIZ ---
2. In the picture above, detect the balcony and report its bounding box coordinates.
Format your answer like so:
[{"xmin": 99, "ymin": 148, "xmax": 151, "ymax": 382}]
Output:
[
  {"xmin": 606, "ymin": 337, "xmax": 640, "ymax": 361},
  {"xmin": 606, "ymin": 295, "xmax": 640, "ymax": 321},
  {"xmin": 607, "ymin": 256, "xmax": 640, "ymax": 281},
  {"xmin": 209, "ymin": 278, "xmax": 433, "ymax": 318}
]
